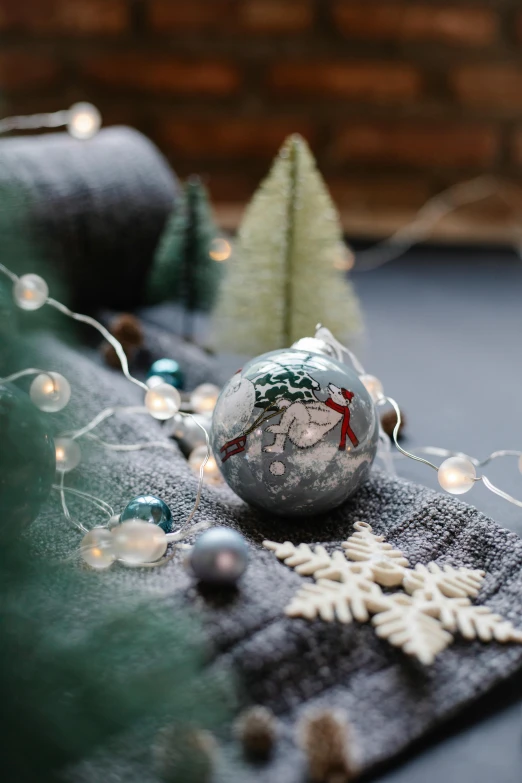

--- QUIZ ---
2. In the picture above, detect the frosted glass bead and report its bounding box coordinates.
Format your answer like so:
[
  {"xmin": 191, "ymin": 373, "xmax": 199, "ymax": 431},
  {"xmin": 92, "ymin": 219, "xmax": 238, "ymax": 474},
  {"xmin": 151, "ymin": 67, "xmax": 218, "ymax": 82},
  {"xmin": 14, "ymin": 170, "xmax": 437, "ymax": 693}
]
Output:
[
  {"xmin": 188, "ymin": 445, "xmax": 222, "ymax": 486},
  {"xmin": 67, "ymin": 102, "xmax": 101, "ymax": 140},
  {"xmin": 81, "ymin": 527, "xmax": 115, "ymax": 570},
  {"xmin": 189, "ymin": 527, "xmax": 248, "ymax": 584},
  {"xmin": 145, "ymin": 383, "xmax": 181, "ymax": 420},
  {"xmin": 54, "ymin": 437, "xmax": 81, "ymax": 472},
  {"xmin": 438, "ymin": 456, "xmax": 476, "ymax": 495},
  {"xmin": 111, "ymin": 518, "xmax": 167, "ymax": 565},
  {"xmin": 360, "ymin": 374, "xmax": 384, "ymax": 403},
  {"xmin": 13, "ymin": 274, "xmax": 48, "ymax": 311},
  {"xmin": 190, "ymin": 383, "xmax": 220, "ymax": 414},
  {"xmin": 170, "ymin": 413, "xmax": 210, "ymax": 456},
  {"xmin": 30, "ymin": 372, "xmax": 71, "ymax": 413}
]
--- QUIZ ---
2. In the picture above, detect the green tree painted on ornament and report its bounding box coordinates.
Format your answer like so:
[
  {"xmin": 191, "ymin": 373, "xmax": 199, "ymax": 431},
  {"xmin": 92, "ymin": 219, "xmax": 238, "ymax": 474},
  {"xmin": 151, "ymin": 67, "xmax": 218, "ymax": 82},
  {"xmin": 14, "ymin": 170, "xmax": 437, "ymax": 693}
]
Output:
[
  {"xmin": 212, "ymin": 134, "xmax": 362, "ymax": 355},
  {"xmin": 249, "ymin": 353, "xmax": 331, "ymax": 409},
  {"xmin": 147, "ymin": 175, "xmax": 223, "ymax": 339}
]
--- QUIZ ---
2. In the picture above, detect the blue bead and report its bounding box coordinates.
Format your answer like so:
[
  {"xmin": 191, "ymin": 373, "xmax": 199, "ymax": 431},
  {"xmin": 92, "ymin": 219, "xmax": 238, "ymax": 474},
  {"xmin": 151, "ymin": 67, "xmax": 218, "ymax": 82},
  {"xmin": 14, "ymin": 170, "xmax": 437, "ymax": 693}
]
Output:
[
  {"xmin": 120, "ymin": 495, "xmax": 173, "ymax": 533},
  {"xmin": 190, "ymin": 527, "xmax": 248, "ymax": 584},
  {"xmin": 147, "ymin": 358, "xmax": 184, "ymax": 390}
]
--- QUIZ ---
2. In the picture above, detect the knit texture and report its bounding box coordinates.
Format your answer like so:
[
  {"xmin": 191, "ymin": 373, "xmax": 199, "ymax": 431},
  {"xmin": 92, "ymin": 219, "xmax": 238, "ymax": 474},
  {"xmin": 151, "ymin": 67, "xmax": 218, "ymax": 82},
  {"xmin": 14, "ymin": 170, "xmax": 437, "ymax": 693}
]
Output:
[{"xmin": 21, "ymin": 326, "xmax": 522, "ymax": 781}]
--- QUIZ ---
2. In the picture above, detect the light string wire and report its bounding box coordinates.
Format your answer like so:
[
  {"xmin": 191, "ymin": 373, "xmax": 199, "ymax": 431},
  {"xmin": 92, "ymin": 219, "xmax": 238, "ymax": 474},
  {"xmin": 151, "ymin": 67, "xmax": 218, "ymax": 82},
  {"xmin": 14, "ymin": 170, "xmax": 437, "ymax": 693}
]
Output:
[
  {"xmin": 316, "ymin": 325, "xmax": 522, "ymax": 511},
  {"xmin": 353, "ymin": 176, "xmax": 522, "ymax": 272},
  {"xmin": 0, "ymin": 262, "xmax": 211, "ymax": 564},
  {"xmin": 0, "ymin": 109, "xmax": 70, "ymax": 135}
]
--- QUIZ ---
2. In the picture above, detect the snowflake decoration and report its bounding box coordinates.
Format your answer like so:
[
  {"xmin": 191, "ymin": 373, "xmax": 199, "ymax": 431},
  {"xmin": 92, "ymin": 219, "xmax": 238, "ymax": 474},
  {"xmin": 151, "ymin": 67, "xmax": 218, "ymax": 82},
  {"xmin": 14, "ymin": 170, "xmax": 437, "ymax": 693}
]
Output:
[{"xmin": 263, "ymin": 521, "xmax": 522, "ymax": 665}]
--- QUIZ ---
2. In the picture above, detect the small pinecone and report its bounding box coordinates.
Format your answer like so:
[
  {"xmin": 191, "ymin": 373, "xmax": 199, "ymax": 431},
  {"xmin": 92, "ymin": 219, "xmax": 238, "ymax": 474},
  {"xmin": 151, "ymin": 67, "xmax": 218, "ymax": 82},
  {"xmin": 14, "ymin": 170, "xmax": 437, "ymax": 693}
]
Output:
[
  {"xmin": 297, "ymin": 708, "xmax": 355, "ymax": 783},
  {"xmin": 380, "ymin": 407, "xmax": 406, "ymax": 439},
  {"xmin": 110, "ymin": 313, "xmax": 144, "ymax": 347},
  {"xmin": 235, "ymin": 705, "xmax": 277, "ymax": 759},
  {"xmin": 101, "ymin": 313, "xmax": 144, "ymax": 370},
  {"xmin": 152, "ymin": 724, "xmax": 216, "ymax": 783}
]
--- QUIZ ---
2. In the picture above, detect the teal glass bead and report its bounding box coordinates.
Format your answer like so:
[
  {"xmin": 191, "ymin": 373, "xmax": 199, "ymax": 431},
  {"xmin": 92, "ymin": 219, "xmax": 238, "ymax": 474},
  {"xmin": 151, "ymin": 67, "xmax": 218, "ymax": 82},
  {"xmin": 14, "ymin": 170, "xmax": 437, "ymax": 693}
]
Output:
[
  {"xmin": 0, "ymin": 382, "xmax": 56, "ymax": 536},
  {"xmin": 120, "ymin": 495, "xmax": 173, "ymax": 533},
  {"xmin": 147, "ymin": 358, "xmax": 184, "ymax": 390}
]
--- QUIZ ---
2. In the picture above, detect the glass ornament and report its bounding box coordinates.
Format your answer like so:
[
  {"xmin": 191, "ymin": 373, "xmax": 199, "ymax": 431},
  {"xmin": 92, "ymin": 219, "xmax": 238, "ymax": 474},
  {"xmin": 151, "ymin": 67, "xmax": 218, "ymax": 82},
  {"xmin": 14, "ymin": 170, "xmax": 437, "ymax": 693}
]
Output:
[
  {"xmin": 211, "ymin": 347, "xmax": 379, "ymax": 516},
  {"xmin": 189, "ymin": 526, "xmax": 248, "ymax": 584},
  {"xmin": 30, "ymin": 372, "xmax": 71, "ymax": 413},
  {"xmin": 111, "ymin": 518, "xmax": 167, "ymax": 565},
  {"xmin": 190, "ymin": 383, "xmax": 220, "ymax": 415},
  {"xmin": 145, "ymin": 383, "xmax": 181, "ymax": 420},
  {"xmin": 438, "ymin": 456, "xmax": 476, "ymax": 495},
  {"xmin": 188, "ymin": 444, "xmax": 222, "ymax": 486},
  {"xmin": 0, "ymin": 382, "xmax": 55, "ymax": 534},
  {"xmin": 80, "ymin": 527, "xmax": 115, "ymax": 570},
  {"xmin": 67, "ymin": 102, "xmax": 101, "ymax": 140},
  {"xmin": 54, "ymin": 437, "xmax": 81, "ymax": 472},
  {"xmin": 120, "ymin": 494, "xmax": 173, "ymax": 533},
  {"xmin": 147, "ymin": 358, "xmax": 184, "ymax": 390},
  {"xmin": 360, "ymin": 374, "xmax": 384, "ymax": 403},
  {"xmin": 13, "ymin": 273, "xmax": 48, "ymax": 311}
]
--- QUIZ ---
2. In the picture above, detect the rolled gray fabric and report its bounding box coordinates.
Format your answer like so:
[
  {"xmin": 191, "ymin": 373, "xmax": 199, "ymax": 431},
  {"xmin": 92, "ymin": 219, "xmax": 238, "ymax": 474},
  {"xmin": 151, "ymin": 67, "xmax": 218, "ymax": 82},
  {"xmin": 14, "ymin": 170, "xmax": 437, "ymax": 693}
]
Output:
[
  {"xmin": 0, "ymin": 127, "xmax": 178, "ymax": 310},
  {"xmin": 14, "ymin": 332, "xmax": 522, "ymax": 781}
]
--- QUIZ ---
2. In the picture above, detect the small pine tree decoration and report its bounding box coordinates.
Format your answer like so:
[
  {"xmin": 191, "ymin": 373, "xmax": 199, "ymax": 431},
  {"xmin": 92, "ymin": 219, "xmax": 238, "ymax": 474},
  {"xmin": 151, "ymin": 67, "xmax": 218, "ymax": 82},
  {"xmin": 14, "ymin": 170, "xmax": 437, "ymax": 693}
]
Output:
[
  {"xmin": 147, "ymin": 175, "xmax": 223, "ymax": 339},
  {"xmin": 212, "ymin": 135, "xmax": 361, "ymax": 355}
]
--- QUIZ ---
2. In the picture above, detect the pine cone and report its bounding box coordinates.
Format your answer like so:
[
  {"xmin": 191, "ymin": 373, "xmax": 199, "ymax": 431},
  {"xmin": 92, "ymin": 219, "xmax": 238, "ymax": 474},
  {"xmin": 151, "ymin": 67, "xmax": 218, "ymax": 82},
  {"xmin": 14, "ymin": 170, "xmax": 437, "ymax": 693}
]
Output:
[
  {"xmin": 380, "ymin": 407, "xmax": 406, "ymax": 439},
  {"xmin": 235, "ymin": 705, "xmax": 277, "ymax": 759},
  {"xmin": 101, "ymin": 313, "xmax": 144, "ymax": 370},
  {"xmin": 297, "ymin": 708, "xmax": 355, "ymax": 783},
  {"xmin": 152, "ymin": 724, "xmax": 216, "ymax": 783}
]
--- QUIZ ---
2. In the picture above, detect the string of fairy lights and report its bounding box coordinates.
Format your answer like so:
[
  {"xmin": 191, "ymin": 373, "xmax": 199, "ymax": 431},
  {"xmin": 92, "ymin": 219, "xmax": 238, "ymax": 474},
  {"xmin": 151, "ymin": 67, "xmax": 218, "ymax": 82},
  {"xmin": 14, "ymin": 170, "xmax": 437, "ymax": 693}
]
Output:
[{"xmin": 0, "ymin": 103, "xmax": 521, "ymax": 574}]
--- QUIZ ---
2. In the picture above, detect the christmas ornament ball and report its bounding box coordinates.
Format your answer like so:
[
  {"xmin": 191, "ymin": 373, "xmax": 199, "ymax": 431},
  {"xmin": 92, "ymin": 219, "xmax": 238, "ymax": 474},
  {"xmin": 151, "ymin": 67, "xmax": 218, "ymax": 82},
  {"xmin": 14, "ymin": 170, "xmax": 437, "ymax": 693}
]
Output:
[
  {"xmin": 189, "ymin": 527, "xmax": 248, "ymax": 584},
  {"xmin": 147, "ymin": 358, "xmax": 184, "ymax": 390},
  {"xmin": 0, "ymin": 382, "xmax": 56, "ymax": 535},
  {"xmin": 120, "ymin": 495, "xmax": 173, "ymax": 533},
  {"xmin": 210, "ymin": 348, "xmax": 379, "ymax": 516}
]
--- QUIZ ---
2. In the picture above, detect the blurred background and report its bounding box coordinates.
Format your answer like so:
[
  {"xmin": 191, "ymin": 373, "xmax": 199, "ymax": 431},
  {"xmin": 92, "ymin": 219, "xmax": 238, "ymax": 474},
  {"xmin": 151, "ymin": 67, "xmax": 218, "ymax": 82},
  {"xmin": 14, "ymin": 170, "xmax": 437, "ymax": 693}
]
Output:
[{"xmin": 2, "ymin": 0, "xmax": 522, "ymax": 240}]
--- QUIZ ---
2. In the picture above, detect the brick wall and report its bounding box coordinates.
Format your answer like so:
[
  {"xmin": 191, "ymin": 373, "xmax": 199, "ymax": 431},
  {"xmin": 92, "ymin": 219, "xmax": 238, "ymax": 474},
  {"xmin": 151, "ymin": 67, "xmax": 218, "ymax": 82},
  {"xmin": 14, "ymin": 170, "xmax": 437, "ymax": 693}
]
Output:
[{"xmin": 1, "ymin": 0, "xmax": 522, "ymax": 236}]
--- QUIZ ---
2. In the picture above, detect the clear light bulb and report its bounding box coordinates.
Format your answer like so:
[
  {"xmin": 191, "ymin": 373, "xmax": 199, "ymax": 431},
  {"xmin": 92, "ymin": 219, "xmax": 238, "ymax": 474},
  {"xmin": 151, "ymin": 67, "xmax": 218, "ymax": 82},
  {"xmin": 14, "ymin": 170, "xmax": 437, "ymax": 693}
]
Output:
[
  {"xmin": 13, "ymin": 273, "xmax": 48, "ymax": 311},
  {"xmin": 190, "ymin": 383, "xmax": 220, "ymax": 415},
  {"xmin": 188, "ymin": 444, "xmax": 222, "ymax": 486},
  {"xmin": 438, "ymin": 456, "xmax": 476, "ymax": 495},
  {"xmin": 54, "ymin": 437, "xmax": 81, "ymax": 472},
  {"xmin": 111, "ymin": 518, "xmax": 167, "ymax": 565},
  {"xmin": 80, "ymin": 527, "xmax": 115, "ymax": 570},
  {"xmin": 67, "ymin": 102, "xmax": 101, "ymax": 140},
  {"xmin": 209, "ymin": 238, "xmax": 231, "ymax": 262},
  {"xmin": 145, "ymin": 383, "xmax": 181, "ymax": 420},
  {"xmin": 360, "ymin": 374, "xmax": 384, "ymax": 403},
  {"xmin": 30, "ymin": 371, "xmax": 71, "ymax": 412}
]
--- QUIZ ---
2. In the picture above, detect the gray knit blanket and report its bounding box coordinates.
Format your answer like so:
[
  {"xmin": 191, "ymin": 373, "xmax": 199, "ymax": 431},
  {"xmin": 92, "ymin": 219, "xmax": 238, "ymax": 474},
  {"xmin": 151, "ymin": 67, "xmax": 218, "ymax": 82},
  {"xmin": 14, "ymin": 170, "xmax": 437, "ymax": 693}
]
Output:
[{"xmin": 29, "ymin": 325, "xmax": 522, "ymax": 783}]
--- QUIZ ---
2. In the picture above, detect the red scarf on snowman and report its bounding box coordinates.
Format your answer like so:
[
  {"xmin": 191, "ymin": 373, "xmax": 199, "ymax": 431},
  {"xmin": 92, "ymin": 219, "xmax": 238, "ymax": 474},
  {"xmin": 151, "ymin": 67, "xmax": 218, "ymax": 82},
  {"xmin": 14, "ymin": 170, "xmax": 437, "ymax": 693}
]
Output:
[{"xmin": 325, "ymin": 389, "xmax": 359, "ymax": 450}]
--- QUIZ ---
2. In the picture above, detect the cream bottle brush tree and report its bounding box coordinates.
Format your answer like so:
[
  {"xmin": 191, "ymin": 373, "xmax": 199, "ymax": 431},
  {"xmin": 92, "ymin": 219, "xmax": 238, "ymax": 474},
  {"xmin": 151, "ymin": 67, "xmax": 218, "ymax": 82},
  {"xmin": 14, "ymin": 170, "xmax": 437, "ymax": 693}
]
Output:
[{"xmin": 212, "ymin": 134, "xmax": 362, "ymax": 356}]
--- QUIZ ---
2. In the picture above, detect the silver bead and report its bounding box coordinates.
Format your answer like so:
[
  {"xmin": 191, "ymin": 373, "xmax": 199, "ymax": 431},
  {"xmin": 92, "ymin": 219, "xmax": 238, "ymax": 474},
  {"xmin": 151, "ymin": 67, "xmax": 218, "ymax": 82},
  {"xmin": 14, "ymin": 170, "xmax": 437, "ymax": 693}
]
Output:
[{"xmin": 189, "ymin": 527, "xmax": 248, "ymax": 584}]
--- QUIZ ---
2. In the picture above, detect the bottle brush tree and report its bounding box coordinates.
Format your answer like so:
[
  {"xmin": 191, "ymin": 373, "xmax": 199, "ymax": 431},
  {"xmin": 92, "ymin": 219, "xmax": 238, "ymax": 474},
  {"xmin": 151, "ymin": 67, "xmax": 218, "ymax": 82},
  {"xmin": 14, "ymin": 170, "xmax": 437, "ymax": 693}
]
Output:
[
  {"xmin": 147, "ymin": 175, "xmax": 223, "ymax": 341},
  {"xmin": 212, "ymin": 134, "xmax": 362, "ymax": 356}
]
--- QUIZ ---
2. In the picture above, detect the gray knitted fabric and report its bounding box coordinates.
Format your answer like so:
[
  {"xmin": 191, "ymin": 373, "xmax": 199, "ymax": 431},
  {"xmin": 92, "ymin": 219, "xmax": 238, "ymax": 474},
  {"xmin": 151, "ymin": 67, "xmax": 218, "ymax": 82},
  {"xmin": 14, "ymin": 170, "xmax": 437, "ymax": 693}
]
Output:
[{"xmin": 28, "ymin": 328, "xmax": 522, "ymax": 782}]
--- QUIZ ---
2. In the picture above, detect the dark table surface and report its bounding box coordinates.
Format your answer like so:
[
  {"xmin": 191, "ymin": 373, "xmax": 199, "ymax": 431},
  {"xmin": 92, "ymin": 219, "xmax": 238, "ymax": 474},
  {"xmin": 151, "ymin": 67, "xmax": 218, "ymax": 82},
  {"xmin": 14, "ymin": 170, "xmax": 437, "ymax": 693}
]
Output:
[{"xmin": 351, "ymin": 246, "xmax": 522, "ymax": 783}]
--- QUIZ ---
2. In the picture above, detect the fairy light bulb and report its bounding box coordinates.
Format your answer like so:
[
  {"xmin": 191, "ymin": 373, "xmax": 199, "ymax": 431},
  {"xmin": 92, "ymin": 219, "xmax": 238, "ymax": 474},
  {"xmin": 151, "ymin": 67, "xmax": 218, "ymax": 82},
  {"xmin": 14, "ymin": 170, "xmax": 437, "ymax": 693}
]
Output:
[
  {"xmin": 13, "ymin": 273, "xmax": 48, "ymax": 311},
  {"xmin": 111, "ymin": 518, "xmax": 167, "ymax": 565},
  {"xmin": 80, "ymin": 527, "xmax": 115, "ymax": 570},
  {"xmin": 67, "ymin": 102, "xmax": 101, "ymax": 140},
  {"xmin": 209, "ymin": 238, "xmax": 231, "ymax": 262},
  {"xmin": 145, "ymin": 383, "xmax": 181, "ymax": 420},
  {"xmin": 438, "ymin": 456, "xmax": 476, "ymax": 495},
  {"xmin": 360, "ymin": 374, "xmax": 384, "ymax": 403},
  {"xmin": 518, "ymin": 455, "xmax": 522, "ymax": 475},
  {"xmin": 188, "ymin": 444, "xmax": 222, "ymax": 485},
  {"xmin": 190, "ymin": 383, "xmax": 220, "ymax": 415},
  {"xmin": 54, "ymin": 437, "xmax": 81, "ymax": 472},
  {"xmin": 30, "ymin": 372, "xmax": 71, "ymax": 412}
]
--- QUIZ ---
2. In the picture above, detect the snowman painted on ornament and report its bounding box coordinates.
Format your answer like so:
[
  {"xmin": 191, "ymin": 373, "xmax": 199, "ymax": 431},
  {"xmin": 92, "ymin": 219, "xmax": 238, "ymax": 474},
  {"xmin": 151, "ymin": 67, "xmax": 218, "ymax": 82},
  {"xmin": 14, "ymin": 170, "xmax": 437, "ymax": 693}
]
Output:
[{"xmin": 263, "ymin": 382, "xmax": 359, "ymax": 453}]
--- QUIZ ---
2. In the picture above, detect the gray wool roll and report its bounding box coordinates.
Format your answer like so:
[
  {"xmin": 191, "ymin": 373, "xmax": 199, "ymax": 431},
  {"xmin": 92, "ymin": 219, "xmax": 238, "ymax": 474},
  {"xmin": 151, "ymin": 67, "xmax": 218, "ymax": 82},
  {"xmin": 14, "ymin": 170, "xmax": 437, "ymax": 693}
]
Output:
[
  {"xmin": 0, "ymin": 127, "xmax": 179, "ymax": 310},
  {"xmin": 15, "ymin": 332, "xmax": 522, "ymax": 782}
]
